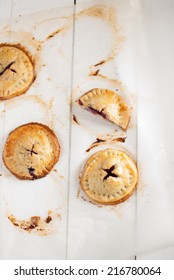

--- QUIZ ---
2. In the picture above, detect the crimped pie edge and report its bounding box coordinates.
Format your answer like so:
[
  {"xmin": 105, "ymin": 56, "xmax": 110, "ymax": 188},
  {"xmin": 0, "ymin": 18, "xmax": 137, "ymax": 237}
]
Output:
[
  {"xmin": 80, "ymin": 148, "xmax": 138, "ymax": 205},
  {"xmin": 0, "ymin": 43, "xmax": 35, "ymax": 100},
  {"xmin": 2, "ymin": 122, "xmax": 60, "ymax": 180}
]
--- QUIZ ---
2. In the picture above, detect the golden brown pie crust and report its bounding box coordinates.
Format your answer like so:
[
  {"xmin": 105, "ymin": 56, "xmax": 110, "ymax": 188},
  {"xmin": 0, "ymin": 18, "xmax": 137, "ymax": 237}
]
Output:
[
  {"xmin": 80, "ymin": 149, "xmax": 138, "ymax": 205},
  {"xmin": 78, "ymin": 88, "xmax": 130, "ymax": 130},
  {"xmin": 0, "ymin": 43, "xmax": 35, "ymax": 100},
  {"xmin": 3, "ymin": 123, "xmax": 60, "ymax": 180}
]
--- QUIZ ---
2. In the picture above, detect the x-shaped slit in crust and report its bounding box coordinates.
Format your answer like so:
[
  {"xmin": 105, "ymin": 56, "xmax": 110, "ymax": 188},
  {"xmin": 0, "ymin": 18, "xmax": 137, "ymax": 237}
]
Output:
[
  {"xmin": 25, "ymin": 144, "xmax": 38, "ymax": 156},
  {"xmin": 10, "ymin": 68, "xmax": 17, "ymax": 73},
  {"xmin": 103, "ymin": 165, "xmax": 118, "ymax": 181},
  {"xmin": 0, "ymin": 61, "xmax": 15, "ymax": 76}
]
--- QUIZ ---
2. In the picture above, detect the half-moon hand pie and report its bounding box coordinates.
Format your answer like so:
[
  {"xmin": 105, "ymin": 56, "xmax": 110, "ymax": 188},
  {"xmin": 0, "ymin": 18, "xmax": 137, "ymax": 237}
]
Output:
[{"xmin": 78, "ymin": 88, "xmax": 130, "ymax": 130}]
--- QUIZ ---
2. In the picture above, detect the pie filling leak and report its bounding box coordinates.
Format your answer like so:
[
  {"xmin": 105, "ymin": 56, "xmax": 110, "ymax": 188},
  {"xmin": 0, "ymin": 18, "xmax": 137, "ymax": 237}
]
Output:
[
  {"xmin": 78, "ymin": 99, "xmax": 83, "ymax": 106},
  {"xmin": 86, "ymin": 136, "xmax": 127, "ymax": 152},
  {"xmin": 78, "ymin": 99, "xmax": 107, "ymax": 120},
  {"xmin": 28, "ymin": 167, "xmax": 36, "ymax": 180},
  {"xmin": 88, "ymin": 106, "xmax": 107, "ymax": 120}
]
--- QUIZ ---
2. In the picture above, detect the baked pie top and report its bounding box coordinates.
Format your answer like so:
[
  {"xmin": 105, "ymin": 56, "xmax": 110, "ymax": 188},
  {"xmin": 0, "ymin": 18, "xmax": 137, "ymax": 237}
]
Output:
[
  {"xmin": 80, "ymin": 149, "xmax": 138, "ymax": 205},
  {"xmin": 78, "ymin": 88, "xmax": 130, "ymax": 130},
  {"xmin": 0, "ymin": 44, "xmax": 35, "ymax": 100},
  {"xmin": 3, "ymin": 123, "xmax": 60, "ymax": 180}
]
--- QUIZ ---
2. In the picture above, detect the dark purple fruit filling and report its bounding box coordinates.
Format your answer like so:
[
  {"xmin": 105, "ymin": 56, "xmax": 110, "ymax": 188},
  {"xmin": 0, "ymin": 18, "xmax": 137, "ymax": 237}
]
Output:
[
  {"xmin": 88, "ymin": 106, "xmax": 107, "ymax": 119},
  {"xmin": 78, "ymin": 99, "xmax": 83, "ymax": 106},
  {"xmin": 103, "ymin": 165, "xmax": 118, "ymax": 181},
  {"xmin": 28, "ymin": 167, "xmax": 37, "ymax": 180}
]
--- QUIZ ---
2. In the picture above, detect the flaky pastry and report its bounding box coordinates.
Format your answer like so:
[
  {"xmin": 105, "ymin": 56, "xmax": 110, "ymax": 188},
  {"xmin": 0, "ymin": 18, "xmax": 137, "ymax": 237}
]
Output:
[
  {"xmin": 78, "ymin": 88, "xmax": 130, "ymax": 130},
  {"xmin": 0, "ymin": 44, "xmax": 35, "ymax": 100},
  {"xmin": 3, "ymin": 123, "xmax": 60, "ymax": 180},
  {"xmin": 80, "ymin": 149, "xmax": 138, "ymax": 205}
]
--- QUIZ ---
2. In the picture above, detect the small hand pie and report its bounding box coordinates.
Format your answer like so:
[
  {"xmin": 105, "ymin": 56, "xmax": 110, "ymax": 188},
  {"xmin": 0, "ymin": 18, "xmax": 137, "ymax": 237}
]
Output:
[
  {"xmin": 3, "ymin": 123, "xmax": 60, "ymax": 180},
  {"xmin": 80, "ymin": 149, "xmax": 138, "ymax": 205},
  {"xmin": 0, "ymin": 44, "xmax": 35, "ymax": 100},
  {"xmin": 78, "ymin": 88, "xmax": 130, "ymax": 130}
]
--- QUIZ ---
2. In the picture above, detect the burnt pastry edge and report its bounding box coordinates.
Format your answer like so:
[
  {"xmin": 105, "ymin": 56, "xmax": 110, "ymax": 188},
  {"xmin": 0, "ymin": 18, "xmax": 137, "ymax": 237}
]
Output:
[
  {"xmin": 77, "ymin": 88, "xmax": 130, "ymax": 131},
  {"xmin": 2, "ymin": 122, "xmax": 60, "ymax": 180},
  {"xmin": 80, "ymin": 149, "xmax": 138, "ymax": 205},
  {"xmin": 0, "ymin": 43, "xmax": 36, "ymax": 100}
]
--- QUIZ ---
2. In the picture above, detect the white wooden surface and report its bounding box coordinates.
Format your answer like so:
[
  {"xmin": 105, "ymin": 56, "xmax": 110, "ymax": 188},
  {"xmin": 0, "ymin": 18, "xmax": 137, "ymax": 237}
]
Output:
[
  {"xmin": 0, "ymin": 0, "xmax": 174, "ymax": 259},
  {"xmin": 0, "ymin": 0, "xmax": 75, "ymax": 260},
  {"xmin": 136, "ymin": 0, "xmax": 174, "ymax": 259}
]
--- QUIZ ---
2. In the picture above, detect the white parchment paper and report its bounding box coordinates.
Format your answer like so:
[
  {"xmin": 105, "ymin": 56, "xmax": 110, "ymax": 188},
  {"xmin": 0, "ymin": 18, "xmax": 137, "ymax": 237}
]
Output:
[{"xmin": 0, "ymin": 0, "xmax": 173, "ymax": 259}]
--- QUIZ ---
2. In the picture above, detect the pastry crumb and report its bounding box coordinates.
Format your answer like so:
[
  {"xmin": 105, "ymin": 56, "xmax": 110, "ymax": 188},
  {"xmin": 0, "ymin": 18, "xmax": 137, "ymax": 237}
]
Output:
[{"xmin": 7, "ymin": 210, "xmax": 61, "ymax": 236}]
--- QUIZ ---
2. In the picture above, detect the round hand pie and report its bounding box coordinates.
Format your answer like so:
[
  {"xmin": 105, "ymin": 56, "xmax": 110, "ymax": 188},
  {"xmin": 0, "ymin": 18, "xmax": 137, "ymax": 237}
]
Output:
[
  {"xmin": 78, "ymin": 88, "xmax": 130, "ymax": 130},
  {"xmin": 3, "ymin": 123, "xmax": 60, "ymax": 180},
  {"xmin": 0, "ymin": 44, "xmax": 35, "ymax": 100},
  {"xmin": 80, "ymin": 149, "xmax": 138, "ymax": 205}
]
